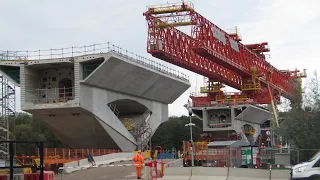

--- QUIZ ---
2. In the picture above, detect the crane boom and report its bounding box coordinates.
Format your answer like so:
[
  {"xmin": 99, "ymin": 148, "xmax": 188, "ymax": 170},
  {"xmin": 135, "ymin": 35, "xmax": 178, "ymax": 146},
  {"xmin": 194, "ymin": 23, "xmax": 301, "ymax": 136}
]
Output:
[
  {"xmin": 143, "ymin": 1, "xmax": 306, "ymax": 105},
  {"xmin": 145, "ymin": 15, "xmax": 278, "ymax": 104},
  {"xmin": 145, "ymin": 16, "xmax": 243, "ymax": 89},
  {"xmin": 189, "ymin": 12, "xmax": 294, "ymax": 99}
]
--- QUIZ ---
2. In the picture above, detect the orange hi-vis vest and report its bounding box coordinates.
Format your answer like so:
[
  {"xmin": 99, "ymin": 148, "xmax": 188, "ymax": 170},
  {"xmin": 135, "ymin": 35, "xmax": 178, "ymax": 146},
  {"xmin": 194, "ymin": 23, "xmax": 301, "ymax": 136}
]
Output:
[{"xmin": 132, "ymin": 153, "xmax": 144, "ymax": 168}]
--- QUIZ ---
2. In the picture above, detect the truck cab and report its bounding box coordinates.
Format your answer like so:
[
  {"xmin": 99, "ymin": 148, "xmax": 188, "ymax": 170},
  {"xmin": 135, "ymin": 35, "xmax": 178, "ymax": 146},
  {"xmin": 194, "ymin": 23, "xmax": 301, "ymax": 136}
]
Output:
[{"xmin": 291, "ymin": 151, "xmax": 320, "ymax": 180}]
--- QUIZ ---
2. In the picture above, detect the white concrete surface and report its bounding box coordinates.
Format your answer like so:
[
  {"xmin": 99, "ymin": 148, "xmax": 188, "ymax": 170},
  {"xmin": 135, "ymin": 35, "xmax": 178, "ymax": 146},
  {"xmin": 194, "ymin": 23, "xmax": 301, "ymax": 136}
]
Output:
[
  {"xmin": 160, "ymin": 167, "xmax": 290, "ymax": 180},
  {"xmin": 270, "ymin": 169, "xmax": 291, "ymax": 180},
  {"xmin": 83, "ymin": 53, "xmax": 190, "ymax": 104},
  {"xmin": 18, "ymin": 53, "xmax": 190, "ymax": 151},
  {"xmin": 161, "ymin": 167, "xmax": 191, "ymax": 180},
  {"xmin": 191, "ymin": 167, "xmax": 228, "ymax": 180},
  {"xmin": 227, "ymin": 168, "xmax": 270, "ymax": 180}
]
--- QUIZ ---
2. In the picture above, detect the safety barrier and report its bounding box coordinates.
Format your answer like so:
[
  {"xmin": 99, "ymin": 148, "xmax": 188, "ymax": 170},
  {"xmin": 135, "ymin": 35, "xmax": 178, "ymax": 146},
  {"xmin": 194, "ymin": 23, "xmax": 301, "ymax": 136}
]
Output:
[
  {"xmin": 161, "ymin": 167, "xmax": 191, "ymax": 180},
  {"xmin": 270, "ymin": 170, "xmax": 291, "ymax": 180},
  {"xmin": 24, "ymin": 173, "xmax": 39, "ymax": 180},
  {"xmin": 0, "ymin": 174, "xmax": 24, "ymax": 180},
  {"xmin": 190, "ymin": 167, "xmax": 228, "ymax": 180},
  {"xmin": 228, "ymin": 168, "xmax": 270, "ymax": 180},
  {"xmin": 158, "ymin": 167, "xmax": 291, "ymax": 180},
  {"xmin": 0, "ymin": 172, "xmax": 54, "ymax": 180},
  {"xmin": 61, "ymin": 152, "xmax": 134, "ymax": 173}
]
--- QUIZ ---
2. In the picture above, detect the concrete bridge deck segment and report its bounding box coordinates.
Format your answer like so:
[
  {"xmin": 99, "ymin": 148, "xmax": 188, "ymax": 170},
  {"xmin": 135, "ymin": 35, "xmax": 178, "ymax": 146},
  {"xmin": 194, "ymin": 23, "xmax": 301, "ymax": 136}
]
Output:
[{"xmin": 0, "ymin": 48, "xmax": 190, "ymax": 151}]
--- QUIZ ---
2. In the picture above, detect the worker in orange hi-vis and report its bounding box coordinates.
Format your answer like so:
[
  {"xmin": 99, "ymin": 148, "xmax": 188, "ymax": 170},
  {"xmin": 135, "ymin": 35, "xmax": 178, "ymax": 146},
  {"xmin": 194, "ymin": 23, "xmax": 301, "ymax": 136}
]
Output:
[{"xmin": 132, "ymin": 150, "xmax": 144, "ymax": 179}]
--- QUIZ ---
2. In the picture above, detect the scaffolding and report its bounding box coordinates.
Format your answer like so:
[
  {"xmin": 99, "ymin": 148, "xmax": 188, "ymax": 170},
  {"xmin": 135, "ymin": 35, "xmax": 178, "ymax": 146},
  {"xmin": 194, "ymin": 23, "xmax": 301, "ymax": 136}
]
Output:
[{"xmin": 0, "ymin": 52, "xmax": 17, "ymax": 160}]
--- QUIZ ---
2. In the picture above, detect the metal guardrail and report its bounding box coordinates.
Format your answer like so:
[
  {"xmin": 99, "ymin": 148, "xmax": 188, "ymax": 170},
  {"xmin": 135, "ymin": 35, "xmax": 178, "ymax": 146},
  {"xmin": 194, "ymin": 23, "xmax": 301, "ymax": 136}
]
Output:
[
  {"xmin": 25, "ymin": 87, "xmax": 74, "ymax": 104},
  {"xmin": 0, "ymin": 42, "xmax": 189, "ymax": 83},
  {"xmin": 108, "ymin": 103, "xmax": 120, "ymax": 117}
]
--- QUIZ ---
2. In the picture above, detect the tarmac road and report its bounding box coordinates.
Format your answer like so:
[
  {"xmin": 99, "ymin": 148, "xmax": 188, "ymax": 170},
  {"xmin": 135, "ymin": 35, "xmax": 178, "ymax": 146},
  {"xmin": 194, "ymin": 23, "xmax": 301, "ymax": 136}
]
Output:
[
  {"xmin": 55, "ymin": 161, "xmax": 141, "ymax": 180},
  {"xmin": 55, "ymin": 159, "xmax": 176, "ymax": 180}
]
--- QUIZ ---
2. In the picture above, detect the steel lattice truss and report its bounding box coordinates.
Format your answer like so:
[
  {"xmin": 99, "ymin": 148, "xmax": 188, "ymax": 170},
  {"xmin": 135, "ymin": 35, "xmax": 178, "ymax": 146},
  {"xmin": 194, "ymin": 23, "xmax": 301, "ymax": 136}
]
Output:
[{"xmin": 143, "ymin": 1, "xmax": 306, "ymax": 106}]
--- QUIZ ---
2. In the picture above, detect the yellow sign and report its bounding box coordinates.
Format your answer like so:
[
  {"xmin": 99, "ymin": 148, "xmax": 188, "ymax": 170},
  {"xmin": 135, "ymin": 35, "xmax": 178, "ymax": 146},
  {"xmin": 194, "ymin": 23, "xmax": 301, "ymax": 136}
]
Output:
[
  {"xmin": 34, "ymin": 158, "xmax": 40, "ymax": 166},
  {"xmin": 124, "ymin": 118, "xmax": 133, "ymax": 131}
]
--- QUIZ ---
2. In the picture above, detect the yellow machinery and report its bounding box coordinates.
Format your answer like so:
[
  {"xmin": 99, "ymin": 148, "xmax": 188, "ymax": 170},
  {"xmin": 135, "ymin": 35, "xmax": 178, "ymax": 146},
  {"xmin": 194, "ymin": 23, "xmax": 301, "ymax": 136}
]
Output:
[{"xmin": 124, "ymin": 118, "xmax": 133, "ymax": 131}]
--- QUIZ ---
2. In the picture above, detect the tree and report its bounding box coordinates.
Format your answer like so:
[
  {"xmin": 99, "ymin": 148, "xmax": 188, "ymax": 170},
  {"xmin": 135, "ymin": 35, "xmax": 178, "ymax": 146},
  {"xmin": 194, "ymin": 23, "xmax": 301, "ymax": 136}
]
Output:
[
  {"xmin": 151, "ymin": 116, "xmax": 203, "ymax": 150},
  {"xmin": 277, "ymin": 71, "xmax": 320, "ymax": 162},
  {"xmin": 7, "ymin": 112, "xmax": 64, "ymax": 155}
]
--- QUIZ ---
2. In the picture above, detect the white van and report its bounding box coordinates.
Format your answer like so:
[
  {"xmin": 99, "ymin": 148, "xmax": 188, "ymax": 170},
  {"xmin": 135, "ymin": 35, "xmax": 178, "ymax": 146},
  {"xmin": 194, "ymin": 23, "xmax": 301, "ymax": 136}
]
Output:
[{"xmin": 290, "ymin": 151, "xmax": 320, "ymax": 180}]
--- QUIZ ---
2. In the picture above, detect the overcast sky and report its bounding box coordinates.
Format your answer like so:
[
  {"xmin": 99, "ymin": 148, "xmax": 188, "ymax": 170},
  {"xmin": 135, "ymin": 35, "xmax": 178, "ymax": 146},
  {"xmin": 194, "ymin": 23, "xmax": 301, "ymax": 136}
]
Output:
[{"xmin": 1, "ymin": 0, "xmax": 319, "ymax": 117}]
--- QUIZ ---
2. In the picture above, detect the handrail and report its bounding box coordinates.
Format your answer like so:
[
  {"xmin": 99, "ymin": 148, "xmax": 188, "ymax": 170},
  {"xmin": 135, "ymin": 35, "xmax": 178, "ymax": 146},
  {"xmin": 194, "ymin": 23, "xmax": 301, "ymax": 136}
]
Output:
[
  {"xmin": 108, "ymin": 103, "xmax": 119, "ymax": 117},
  {"xmin": 0, "ymin": 42, "xmax": 189, "ymax": 83},
  {"xmin": 26, "ymin": 87, "xmax": 74, "ymax": 104}
]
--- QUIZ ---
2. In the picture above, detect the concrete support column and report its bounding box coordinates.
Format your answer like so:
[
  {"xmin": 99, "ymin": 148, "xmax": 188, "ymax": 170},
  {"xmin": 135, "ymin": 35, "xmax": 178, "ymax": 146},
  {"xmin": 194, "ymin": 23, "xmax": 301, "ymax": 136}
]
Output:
[{"xmin": 202, "ymin": 109, "xmax": 209, "ymax": 131}]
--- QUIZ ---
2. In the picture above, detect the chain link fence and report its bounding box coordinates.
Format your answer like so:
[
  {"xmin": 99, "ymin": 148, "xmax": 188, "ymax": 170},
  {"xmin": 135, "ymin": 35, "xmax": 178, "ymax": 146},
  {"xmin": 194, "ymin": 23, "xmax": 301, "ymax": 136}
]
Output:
[
  {"xmin": 260, "ymin": 148, "xmax": 319, "ymax": 165},
  {"xmin": 181, "ymin": 146, "xmax": 319, "ymax": 167}
]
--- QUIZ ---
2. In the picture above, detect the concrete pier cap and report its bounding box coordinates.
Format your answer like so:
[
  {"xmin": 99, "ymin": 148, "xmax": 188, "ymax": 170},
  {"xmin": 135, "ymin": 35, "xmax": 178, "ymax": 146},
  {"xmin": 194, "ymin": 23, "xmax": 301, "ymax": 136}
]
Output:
[{"xmin": 0, "ymin": 42, "xmax": 191, "ymax": 151}]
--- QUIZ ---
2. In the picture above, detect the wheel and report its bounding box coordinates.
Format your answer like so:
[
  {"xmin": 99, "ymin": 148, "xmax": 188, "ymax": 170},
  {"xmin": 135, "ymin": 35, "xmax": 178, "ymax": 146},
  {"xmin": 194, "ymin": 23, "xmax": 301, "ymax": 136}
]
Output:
[{"xmin": 311, "ymin": 175, "xmax": 320, "ymax": 180}]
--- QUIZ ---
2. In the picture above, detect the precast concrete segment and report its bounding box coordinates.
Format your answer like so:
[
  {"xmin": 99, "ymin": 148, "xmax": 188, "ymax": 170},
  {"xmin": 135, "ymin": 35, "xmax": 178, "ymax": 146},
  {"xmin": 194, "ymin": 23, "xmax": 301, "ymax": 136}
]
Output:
[
  {"xmin": 227, "ymin": 168, "xmax": 270, "ymax": 180},
  {"xmin": 24, "ymin": 107, "xmax": 120, "ymax": 149},
  {"xmin": 270, "ymin": 169, "xmax": 291, "ymax": 180},
  {"xmin": 80, "ymin": 84, "xmax": 168, "ymax": 137},
  {"xmin": 234, "ymin": 105, "xmax": 271, "ymax": 124},
  {"xmin": 18, "ymin": 51, "xmax": 188, "ymax": 151},
  {"xmin": 83, "ymin": 52, "xmax": 190, "ymax": 104},
  {"xmin": 190, "ymin": 167, "xmax": 228, "ymax": 180},
  {"xmin": 161, "ymin": 167, "xmax": 192, "ymax": 180}
]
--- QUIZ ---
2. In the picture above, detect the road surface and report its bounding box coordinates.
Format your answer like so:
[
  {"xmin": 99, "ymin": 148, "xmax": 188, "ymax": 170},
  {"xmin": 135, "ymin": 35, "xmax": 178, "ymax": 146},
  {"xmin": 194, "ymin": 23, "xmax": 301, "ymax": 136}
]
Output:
[{"xmin": 55, "ymin": 159, "xmax": 176, "ymax": 180}]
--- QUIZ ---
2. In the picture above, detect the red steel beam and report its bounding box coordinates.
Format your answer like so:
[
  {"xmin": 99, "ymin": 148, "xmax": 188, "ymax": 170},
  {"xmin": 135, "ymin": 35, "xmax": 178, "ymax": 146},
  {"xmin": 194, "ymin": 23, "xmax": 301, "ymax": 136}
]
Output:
[
  {"xmin": 189, "ymin": 12, "xmax": 294, "ymax": 98},
  {"xmin": 144, "ymin": 3, "xmax": 297, "ymax": 100},
  {"xmin": 145, "ymin": 16, "xmax": 280, "ymax": 104},
  {"xmin": 145, "ymin": 15, "xmax": 243, "ymax": 90}
]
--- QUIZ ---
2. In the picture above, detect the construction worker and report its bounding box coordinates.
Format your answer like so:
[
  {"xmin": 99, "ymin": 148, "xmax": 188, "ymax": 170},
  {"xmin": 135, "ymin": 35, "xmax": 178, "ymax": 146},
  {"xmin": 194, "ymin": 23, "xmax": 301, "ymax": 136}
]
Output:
[{"xmin": 132, "ymin": 150, "xmax": 144, "ymax": 179}]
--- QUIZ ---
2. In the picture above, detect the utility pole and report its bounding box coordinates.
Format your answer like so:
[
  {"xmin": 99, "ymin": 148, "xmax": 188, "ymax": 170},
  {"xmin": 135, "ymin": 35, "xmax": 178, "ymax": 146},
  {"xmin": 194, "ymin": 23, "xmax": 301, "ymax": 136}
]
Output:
[{"xmin": 185, "ymin": 108, "xmax": 195, "ymax": 166}]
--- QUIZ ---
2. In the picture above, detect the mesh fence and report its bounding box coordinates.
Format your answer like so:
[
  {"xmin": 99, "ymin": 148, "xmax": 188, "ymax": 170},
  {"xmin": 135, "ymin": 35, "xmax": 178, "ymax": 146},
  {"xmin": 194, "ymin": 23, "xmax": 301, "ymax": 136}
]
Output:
[{"xmin": 182, "ymin": 146, "xmax": 319, "ymax": 167}]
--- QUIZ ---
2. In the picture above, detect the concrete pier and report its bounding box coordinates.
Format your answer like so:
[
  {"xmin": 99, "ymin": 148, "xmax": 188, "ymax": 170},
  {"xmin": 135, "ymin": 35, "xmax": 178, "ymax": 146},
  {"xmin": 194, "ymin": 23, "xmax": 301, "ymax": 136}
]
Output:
[
  {"xmin": 191, "ymin": 104, "xmax": 271, "ymax": 144},
  {"xmin": 0, "ymin": 47, "xmax": 190, "ymax": 151}
]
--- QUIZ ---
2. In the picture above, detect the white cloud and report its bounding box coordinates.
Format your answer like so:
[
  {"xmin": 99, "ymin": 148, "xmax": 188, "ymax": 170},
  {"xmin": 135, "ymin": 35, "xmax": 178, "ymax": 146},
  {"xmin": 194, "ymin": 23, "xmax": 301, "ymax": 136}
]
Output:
[{"xmin": 1, "ymin": 0, "xmax": 319, "ymax": 117}]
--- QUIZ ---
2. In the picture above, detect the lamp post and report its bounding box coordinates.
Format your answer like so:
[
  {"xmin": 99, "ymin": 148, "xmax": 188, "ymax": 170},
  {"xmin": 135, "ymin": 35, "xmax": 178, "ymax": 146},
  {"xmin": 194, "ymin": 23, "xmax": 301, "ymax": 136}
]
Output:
[{"xmin": 185, "ymin": 107, "xmax": 195, "ymax": 166}]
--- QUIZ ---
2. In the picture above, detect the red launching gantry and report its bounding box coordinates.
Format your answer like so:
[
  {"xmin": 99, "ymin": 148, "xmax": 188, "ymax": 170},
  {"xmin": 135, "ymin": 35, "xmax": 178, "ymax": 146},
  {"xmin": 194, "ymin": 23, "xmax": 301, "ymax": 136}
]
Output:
[{"xmin": 143, "ymin": 1, "xmax": 306, "ymax": 108}]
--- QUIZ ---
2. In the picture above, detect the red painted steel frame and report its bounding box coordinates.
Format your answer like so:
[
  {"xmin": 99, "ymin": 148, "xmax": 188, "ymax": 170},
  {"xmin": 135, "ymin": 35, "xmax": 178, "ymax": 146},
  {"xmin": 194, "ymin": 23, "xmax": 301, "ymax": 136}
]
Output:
[
  {"xmin": 190, "ymin": 11, "xmax": 294, "ymax": 98},
  {"xmin": 145, "ymin": 16, "xmax": 278, "ymax": 104}
]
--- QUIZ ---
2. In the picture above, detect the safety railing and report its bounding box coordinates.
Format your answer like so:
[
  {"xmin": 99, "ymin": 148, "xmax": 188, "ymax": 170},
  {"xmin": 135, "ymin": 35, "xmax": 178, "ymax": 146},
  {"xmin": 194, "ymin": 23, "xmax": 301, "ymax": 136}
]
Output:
[
  {"xmin": 208, "ymin": 122, "xmax": 232, "ymax": 128},
  {"xmin": 146, "ymin": 1, "xmax": 194, "ymax": 11},
  {"xmin": 0, "ymin": 42, "xmax": 189, "ymax": 83},
  {"xmin": 25, "ymin": 87, "xmax": 74, "ymax": 104},
  {"xmin": 23, "ymin": 148, "xmax": 122, "ymax": 165},
  {"xmin": 108, "ymin": 103, "xmax": 120, "ymax": 117},
  {"xmin": 42, "ymin": 148, "xmax": 120, "ymax": 159}
]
